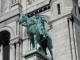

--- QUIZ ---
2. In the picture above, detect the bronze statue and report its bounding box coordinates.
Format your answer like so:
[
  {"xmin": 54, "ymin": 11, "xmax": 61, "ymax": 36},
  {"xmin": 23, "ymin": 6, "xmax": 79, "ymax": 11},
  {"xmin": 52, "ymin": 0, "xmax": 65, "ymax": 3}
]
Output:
[{"xmin": 18, "ymin": 14, "xmax": 54, "ymax": 60}]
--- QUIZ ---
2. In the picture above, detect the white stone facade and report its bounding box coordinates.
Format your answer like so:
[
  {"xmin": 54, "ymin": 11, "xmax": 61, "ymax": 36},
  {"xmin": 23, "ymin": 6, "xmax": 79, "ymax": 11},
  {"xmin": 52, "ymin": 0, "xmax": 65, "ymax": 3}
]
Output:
[{"xmin": 0, "ymin": 0, "xmax": 80, "ymax": 60}]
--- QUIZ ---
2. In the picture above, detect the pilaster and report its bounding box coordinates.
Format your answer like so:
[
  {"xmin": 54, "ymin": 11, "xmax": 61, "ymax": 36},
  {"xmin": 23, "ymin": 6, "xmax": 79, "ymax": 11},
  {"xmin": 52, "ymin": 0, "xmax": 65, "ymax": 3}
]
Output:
[
  {"xmin": 16, "ymin": 42, "xmax": 20, "ymax": 60},
  {"xmin": 10, "ymin": 34, "xmax": 23, "ymax": 60},
  {"xmin": 0, "ymin": 0, "xmax": 1, "ymax": 14},
  {"xmin": 10, "ymin": 44, "xmax": 15, "ymax": 60}
]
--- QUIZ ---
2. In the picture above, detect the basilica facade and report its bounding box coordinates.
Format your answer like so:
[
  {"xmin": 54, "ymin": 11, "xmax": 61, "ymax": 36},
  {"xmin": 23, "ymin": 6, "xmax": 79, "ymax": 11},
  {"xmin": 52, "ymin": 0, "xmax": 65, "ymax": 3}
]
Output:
[{"xmin": 0, "ymin": 0, "xmax": 80, "ymax": 60}]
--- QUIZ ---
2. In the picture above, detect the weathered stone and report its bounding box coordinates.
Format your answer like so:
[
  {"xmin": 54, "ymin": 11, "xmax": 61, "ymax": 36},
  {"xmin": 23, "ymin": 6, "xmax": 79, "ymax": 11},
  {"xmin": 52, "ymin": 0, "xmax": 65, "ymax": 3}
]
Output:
[{"xmin": 23, "ymin": 49, "xmax": 50, "ymax": 60}]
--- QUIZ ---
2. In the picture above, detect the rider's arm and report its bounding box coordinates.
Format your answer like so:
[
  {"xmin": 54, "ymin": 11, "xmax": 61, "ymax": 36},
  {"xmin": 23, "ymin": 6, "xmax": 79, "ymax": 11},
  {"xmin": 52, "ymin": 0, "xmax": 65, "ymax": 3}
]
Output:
[{"xmin": 22, "ymin": 22, "xmax": 28, "ymax": 27}]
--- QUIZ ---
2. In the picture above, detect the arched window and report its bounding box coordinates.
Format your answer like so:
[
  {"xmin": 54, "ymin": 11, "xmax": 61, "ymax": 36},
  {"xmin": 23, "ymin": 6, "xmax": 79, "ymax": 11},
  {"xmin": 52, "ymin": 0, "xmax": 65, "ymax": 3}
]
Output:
[{"xmin": 57, "ymin": 4, "xmax": 61, "ymax": 14}]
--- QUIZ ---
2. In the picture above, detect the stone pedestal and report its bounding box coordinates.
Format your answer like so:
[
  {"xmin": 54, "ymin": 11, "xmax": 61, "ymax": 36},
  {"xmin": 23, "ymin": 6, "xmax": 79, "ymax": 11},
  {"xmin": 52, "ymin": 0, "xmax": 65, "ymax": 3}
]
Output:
[{"xmin": 23, "ymin": 49, "xmax": 50, "ymax": 60}]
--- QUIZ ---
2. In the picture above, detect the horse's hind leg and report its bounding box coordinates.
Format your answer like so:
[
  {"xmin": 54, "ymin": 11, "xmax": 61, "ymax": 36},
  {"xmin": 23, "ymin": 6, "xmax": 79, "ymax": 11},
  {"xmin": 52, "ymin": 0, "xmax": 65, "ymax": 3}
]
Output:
[
  {"xmin": 27, "ymin": 33, "xmax": 35, "ymax": 48},
  {"xmin": 42, "ymin": 40, "xmax": 47, "ymax": 55},
  {"xmin": 48, "ymin": 46, "xmax": 54, "ymax": 60},
  {"xmin": 43, "ymin": 47, "xmax": 47, "ymax": 55},
  {"xmin": 47, "ymin": 37, "xmax": 54, "ymax": 60},
  {"xmin": 40, "ymin": 44, "xmax": 47, "ymax": 55},
  {"xmin": 34, "ymin": 35, "xmax": 37, "ymax": 49},
  {"xmin": 30, "ymin": 38, "xmax": 35, "ymax": 48}
]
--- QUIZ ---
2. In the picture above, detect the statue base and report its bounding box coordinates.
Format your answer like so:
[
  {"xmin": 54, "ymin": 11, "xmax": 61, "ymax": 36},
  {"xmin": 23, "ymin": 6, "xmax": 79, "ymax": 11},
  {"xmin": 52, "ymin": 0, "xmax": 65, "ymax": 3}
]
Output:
[{"xmin": 23, "ymin": 49, "xmax": 50, "ymax": 60}]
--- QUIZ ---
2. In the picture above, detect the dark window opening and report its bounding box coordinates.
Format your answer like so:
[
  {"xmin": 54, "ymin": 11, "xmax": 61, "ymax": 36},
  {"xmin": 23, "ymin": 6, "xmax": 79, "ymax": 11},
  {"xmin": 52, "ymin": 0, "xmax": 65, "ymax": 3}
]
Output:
[
  {"xmin": 3, "ymin": 41, "xmax": 10, "ymax": 60},
  {"xmin": 14, "ymin": 43, "xmax": 16, "ymax": 60},
  {"xmin": 57, "ymin": 4, "xmax": 61, "ymax": 14},
  {"xmin": 0, "ymin": 31, "xmax": 10, "ymax": 60},
  {"xmin": 79, "ymin": 7, "xmax": 80, "ymax": 14}
]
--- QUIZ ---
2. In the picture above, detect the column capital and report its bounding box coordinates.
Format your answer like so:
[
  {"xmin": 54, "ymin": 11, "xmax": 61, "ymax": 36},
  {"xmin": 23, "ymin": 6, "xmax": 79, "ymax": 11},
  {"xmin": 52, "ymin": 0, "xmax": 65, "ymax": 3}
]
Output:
[{"xmin": 10, "ymin": 36, "xmax": 20, "ymax": 44}]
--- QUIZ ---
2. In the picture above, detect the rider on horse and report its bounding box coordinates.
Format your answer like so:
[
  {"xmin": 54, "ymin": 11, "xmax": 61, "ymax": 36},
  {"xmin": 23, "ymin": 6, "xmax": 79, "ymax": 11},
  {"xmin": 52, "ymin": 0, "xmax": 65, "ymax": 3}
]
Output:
[
  {"xmin": 35, "ymin": 14, "xmax": 48, "ymax": 39},
  {"xmin": 19, "ymin": 14, "xmax": 54, "ymax": 60}
]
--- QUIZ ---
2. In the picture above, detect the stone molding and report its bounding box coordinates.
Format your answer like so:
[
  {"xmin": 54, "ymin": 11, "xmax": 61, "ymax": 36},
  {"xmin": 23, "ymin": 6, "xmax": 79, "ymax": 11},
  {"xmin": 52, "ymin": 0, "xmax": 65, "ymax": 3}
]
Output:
[
  {"xmin": 11, "ymin": 3, "xmax": 22, "ymax": 11},
  {"xmin": 10, "ymin": 35, "xmax": 21, "ymax": 44},
  {"xmin": 0, "ymin": 15, "xmax": 19, "ymax": 28},
  {"xmin": 27, "ymin": 0, "xmax": 49, "ymax": 13}
]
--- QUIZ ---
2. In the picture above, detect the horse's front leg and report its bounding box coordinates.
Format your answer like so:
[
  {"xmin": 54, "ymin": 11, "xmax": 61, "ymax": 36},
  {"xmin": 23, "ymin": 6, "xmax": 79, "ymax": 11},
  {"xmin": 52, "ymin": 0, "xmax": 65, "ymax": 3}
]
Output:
[{"xmin": 34, "ymin": 35, "xmax": 37, "ymax": 49}]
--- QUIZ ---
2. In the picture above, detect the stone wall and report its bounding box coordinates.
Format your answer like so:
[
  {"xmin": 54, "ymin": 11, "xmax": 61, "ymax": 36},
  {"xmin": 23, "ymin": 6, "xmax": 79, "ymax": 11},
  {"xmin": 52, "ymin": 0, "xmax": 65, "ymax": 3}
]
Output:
[{"xmin": 0, "ymin": 0, "xmax": 80, "ymax": 60}]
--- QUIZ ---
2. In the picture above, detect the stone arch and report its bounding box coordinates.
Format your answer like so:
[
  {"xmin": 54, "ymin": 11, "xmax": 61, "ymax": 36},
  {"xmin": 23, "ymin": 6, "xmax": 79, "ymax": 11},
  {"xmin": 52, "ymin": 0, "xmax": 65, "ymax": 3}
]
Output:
[
  {"xmin": 0, "ymin": 26, "xmax": 15, "ymax": 40},
  {"xmin": 0, "ymin": 30, "xmax": 10, "ymax": 60}
]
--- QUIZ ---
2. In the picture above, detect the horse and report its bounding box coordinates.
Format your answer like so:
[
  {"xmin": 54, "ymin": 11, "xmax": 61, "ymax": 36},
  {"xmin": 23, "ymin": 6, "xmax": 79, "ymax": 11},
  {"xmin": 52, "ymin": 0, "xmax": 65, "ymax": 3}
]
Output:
[{"xmin": 19, "ymin": 14, "xmax": 54, "ymax": 60}]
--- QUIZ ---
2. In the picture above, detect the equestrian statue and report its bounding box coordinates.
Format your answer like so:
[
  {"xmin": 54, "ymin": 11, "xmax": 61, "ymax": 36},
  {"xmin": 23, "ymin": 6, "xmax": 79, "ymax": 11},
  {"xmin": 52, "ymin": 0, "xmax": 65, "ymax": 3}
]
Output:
[{"xmin": 18, "ymin": 13, "xmax": 54, "ymax": 60}]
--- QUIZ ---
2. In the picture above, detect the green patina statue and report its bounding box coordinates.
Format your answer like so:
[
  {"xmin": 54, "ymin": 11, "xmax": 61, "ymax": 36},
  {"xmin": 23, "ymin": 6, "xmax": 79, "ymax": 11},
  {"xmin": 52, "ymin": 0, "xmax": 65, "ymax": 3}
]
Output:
[{"xmin": 19, "ymin": 14, "xmax": 54, "ymax": 60}]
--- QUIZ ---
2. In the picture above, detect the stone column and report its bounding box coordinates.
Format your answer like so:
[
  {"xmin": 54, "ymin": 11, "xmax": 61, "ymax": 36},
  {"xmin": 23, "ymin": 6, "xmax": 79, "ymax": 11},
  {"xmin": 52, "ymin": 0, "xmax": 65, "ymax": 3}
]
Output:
[
  {"xmin": 0, "ymin": 0, "xmax": 1, "ymax": 14},
  {"xmin": 20, "ymin": 41, "xmax": 23, "ymax": 60},
  {"xmin": 10, "ymin": 44, "xmax": 15, "ymax": 60},
  {"xmin": 16, "ymin": 43, "xmax": 20, "ymax": 60}
]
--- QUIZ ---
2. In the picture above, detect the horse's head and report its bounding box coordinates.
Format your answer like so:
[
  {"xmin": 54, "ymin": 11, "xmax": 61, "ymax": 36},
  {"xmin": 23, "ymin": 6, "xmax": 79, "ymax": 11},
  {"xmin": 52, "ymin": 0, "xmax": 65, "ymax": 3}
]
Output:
[{"xmin": 19, "ymin": 14, "xmax": 27, "ymax": 24}]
